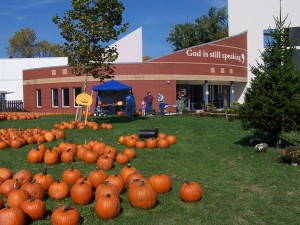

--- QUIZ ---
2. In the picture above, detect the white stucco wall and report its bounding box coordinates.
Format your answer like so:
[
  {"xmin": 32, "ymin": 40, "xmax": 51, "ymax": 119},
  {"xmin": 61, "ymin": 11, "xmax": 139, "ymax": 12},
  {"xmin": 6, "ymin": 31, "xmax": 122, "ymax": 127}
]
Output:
[
  {"xmin": 0, "ymin": 57, "xmax": 68, "ymax": 101},
  {"xmin": 228, "ymin": 0, "xmax": 300, "ymax": 102},
  {"xmin": 111, "ymin": 27, "xmax": 143, "ymax": 63}
]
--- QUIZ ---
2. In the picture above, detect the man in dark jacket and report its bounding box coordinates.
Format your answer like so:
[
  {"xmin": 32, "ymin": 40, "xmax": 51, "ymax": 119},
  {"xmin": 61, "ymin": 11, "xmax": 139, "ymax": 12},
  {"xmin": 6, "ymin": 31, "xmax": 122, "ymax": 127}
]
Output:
[
  {"xmin": 126, "ymin": 90, "xmax": 136, "ymax": 121},
  {"xmin": 143, "ymin": 92, "xmax": 153, "ymax": 117}
]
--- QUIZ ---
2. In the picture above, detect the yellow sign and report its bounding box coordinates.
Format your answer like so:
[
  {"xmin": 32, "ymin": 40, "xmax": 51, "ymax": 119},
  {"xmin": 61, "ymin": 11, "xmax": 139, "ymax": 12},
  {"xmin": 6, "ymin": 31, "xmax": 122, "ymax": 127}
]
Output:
[{"xmin": 76, "ymin": 93, "xmax": 93, "ymax": 106}]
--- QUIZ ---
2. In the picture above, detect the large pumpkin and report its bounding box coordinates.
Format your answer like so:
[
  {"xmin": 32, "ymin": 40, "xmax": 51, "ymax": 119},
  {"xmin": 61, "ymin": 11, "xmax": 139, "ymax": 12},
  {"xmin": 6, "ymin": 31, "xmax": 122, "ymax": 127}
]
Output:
[
  {"xmin": 0, "ymin": 203, "xmax": 26, "ymax": 225},
  {"xmin": 180, "ymin": 179, "xmax": 203, "ymax": 202},
  {"xmin": 51, "ymin": 205, "xmax": 80, "ymax": 225},
  {"xmin": 95, "ymin": 194, "xmax": 120, "ymax": 219},
  {"xmin": 127, "ymin": 180, "xmax": 157, "ymax": 209},
  {"xmin": 70, "ymin": 181, "xmax": 93, "ymax": 205}
]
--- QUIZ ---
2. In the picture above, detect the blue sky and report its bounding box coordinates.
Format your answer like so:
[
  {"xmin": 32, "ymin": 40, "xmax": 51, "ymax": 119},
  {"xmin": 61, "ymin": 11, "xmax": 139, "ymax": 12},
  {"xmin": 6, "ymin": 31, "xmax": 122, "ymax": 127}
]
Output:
[{"xmin": 0, "ymin": 0, "xmax": 227, "ymax": 59}]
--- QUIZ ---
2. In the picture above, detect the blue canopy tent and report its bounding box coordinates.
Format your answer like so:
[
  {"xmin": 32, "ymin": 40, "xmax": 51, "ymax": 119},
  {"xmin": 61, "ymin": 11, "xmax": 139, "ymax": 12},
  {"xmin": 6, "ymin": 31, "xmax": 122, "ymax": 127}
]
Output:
[{"xmin": 92, "ymin": 80, "xmax": 132, "ymax": 114}]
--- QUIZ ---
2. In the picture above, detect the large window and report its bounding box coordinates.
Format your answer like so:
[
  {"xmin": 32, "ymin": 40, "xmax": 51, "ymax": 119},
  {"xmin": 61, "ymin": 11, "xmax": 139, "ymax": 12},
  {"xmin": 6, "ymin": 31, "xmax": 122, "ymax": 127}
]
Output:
[
  {"xmin": 62, "ymin": 88, "xmax": 70, "ymax": 107},
  {"xmin": 52, "ymin": 88, "xmax": 58, "ymax": 107},
  {"xmin": 36, "ymin": 89, "xmax": 42, "ymax": 108},
  {"xmin": 73, "ymin": 87, "xmax": 81, "ymax": 107}
]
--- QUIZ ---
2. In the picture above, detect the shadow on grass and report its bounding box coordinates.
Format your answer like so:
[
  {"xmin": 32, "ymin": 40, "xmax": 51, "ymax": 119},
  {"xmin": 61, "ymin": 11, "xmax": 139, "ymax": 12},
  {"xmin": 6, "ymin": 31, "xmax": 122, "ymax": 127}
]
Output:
[{"xmin": 91, "ymin": 115, "xmax": 148, "ymax": 124}]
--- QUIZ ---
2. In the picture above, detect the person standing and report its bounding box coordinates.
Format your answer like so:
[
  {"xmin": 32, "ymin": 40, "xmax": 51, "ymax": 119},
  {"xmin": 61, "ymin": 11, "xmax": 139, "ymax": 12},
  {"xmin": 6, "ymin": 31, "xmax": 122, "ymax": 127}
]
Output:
[
  {"xmin": 158, "ymin": 92, "xmax": 165, "ymax": 117},
  {"xmin": 125, "ymin": 90, "xmax": 136, "ymax": 121},
  {"xmin": 143, "ymin": 92, "xmax": 153, "ymax": 117},
  {"xmin": 141, "ymin": 100, "xmax": 146, "ymax": 116}
]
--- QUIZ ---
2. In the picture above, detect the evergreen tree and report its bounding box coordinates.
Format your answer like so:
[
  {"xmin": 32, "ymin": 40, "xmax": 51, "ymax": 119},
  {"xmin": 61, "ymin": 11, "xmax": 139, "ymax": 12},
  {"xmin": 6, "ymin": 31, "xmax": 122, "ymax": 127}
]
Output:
[{"xmin": 239, "ymin": 13, "xmax": 300, "ymax": 145}]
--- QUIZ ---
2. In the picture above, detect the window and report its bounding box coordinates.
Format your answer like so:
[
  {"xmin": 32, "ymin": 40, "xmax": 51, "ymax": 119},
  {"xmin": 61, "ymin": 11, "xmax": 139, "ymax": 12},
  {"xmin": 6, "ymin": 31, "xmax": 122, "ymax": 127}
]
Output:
[
  {"xmin": 62, "ymin": 88, "xmax": 70, "ymax": 107},
  {"xmin": 52, "ymin": 88, "xmax": 58, "ymax": 107},
  {"xmin": 36, "ymin": 89, "xmax": 42, "ymax": 108},
  {"xmin": 73, "ymin": 87, "xmax": 81, "ymax": 107}
]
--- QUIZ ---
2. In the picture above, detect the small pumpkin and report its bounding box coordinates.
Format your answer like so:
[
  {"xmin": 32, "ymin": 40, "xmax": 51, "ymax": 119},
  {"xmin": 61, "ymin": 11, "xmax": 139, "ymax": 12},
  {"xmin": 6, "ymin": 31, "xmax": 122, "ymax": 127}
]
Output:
[
  {"xmin": 95, "ymin": 180, "xmax": 119, "ymax": 200},
  {"xmin": 148, "ymin": 173, "xmax": 172, "ymax": 194},
  {"xmin": 48, "ymin": 179, "xmax": 70, "ymax": 200},
  {"xmin": 88, "ymin": 167, "xmax": 107, "ymax": 189},
  {"xmin": 180, "ymin": 179, "xmax": 203, "ymax": 202},
  {"xmin": 62, "ymin": 167, "xmax": 82, "ymax": 186},
  {"xmin": 33, "ymin": 164, "xmax": 54, "ymax": 191},
  {"xmin": 21, "ymin": 195, "xmax": 46, "ymax": 220}
]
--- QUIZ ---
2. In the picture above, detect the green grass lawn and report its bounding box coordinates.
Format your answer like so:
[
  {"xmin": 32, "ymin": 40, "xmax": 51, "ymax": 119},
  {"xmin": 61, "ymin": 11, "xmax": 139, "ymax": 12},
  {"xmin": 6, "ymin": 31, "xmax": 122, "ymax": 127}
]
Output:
[{"xmin": 0, "ymin": 114, "xmax": 299, "ymax": 225}]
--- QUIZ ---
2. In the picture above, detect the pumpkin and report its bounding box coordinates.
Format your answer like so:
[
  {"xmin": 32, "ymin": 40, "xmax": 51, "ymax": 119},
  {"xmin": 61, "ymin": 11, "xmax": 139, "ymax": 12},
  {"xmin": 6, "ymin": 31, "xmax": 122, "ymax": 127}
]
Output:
[
  {"xmin": 0, "ymin": 179, "xmax": 21, "ymax": 197},
  {"xmin": 0, "ymin": 167, "xmax": 12, "ymax": 181},
  {"xmin": 116, "ymin": 152, "xmax": 129, "ymax": 165},
  {"xmin": 180, "ymin": 179, "xmax": 203, "ymax": 202},
  {"xmin": 43, "ymin": 147, "xmax": 59, "ymax": 165},
  {"xmin": 27, "ymin": 145, "xmax": 45, "ymax": 164},
  {"xmin": 145, "ymin": 138, "xmax": 157, "ymax": 149},
  {"xmin": 158, "ymin": 138, "xmax": 169, "ymax": 148},
  {"xmin": 127, "ymin": 180, "xmax": 158, "ymax": 209},
  {"xmin": 166, "ymin": 135, "xmax": 177, "ymax": 145},
  {"xmin": 96, "ymin": 156, "xmax": 114, "ymax": 170},
  {"xmin": 88, "ymin": 167, "xmax": 107, "ymax": 189},
  {"xmin": 51, "ymin": 205, "xmax": 80, "ymax": 225},
  {"xmin": 21, "ymin": 195, "xmax": 46, "ymax": 220},
  {"xmin": 123, "ymin": 147, "xmax": 136, "ymax": 159},
  {"xmin": 33, "ymin": 164, "xmax": 54, "ymax": 191},
  {"xmin": 95, "ymin": 180, "xmax": 119, "ymax": 200},
  {"xmin": 82, "ymin": 150, "xmax": 99, "ymax": 163},
  {"xmin": 95, "ymin": 194, "xmax": 120, "ymax": 219},
  {"xmin": 48, "ymin": 179, "xmax": 70, "ymax": 200},
  {"xmin": 106, "ymin": 174, "xmax": 125, "ymax": 194},
  {"xmin": 7, "ymin": 181, "xmax": 30, "ymax": 207},
  {"xmin": 117, "ymin": 111, "xmax": 123, "ymax": 117},
  {"xmin": 62, "ymin": 167, "xmax": 82, "ymax": 186},
  {"xmin": 105, "ymin": 123, "xmax": 113, "ymax": 130},
  {"xmin": 70, "ymin": 180, "xmax": 93, "ymax": 205},
  {"xmin": 125, "ymin": 171, "xmax": 144, "ymax": 188},
  {"xmin": 92, "ymin": 141, "xmax": 106, "ymax": 155},
  {"xmin": 0, "ymin": 141, "xmax": 7, "ymax": 150},
  {"xmin": 135, "ymin": 140, "xmax": 146, "ymax": 149},
  {"xmin": 20, "ymin": 179, "xmax": 44, "ymax": 200},
  {"xmin": 0, "ymin": 203, "xmax": 26, "ymax": 225},
  {"xmin": 75, "ymin": 176, "xmax": 93, "ymax": 188},
  {"xmin": 148, "ymin": 173, "xmax": 172, "ymax": 194},
  {"xmin": 13, "ymin": 169, "xmax": 32, "ymax": 185},
  {"xmin": 61, "ymin": 149, "xmax": 75, "ymax": 163},
  {"xmin": 44, "ymin": 131, "xmax": 56, "ymax": 142},
  {"xmin": 120, "ymin": 164, "xmax": 137, "ymax": 182}
]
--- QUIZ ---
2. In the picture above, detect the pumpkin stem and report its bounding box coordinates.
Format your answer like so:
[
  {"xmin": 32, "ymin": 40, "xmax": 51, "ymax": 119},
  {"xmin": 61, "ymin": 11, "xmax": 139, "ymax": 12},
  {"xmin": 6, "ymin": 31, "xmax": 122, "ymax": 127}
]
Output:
[
  {"xmin": 104, "ymin": 180, "xmax": 109, "ymax": 185},
  {"xmin": 31, "ymin": 179, "xmax": 36, "ymax": 184},
  {"xmin": 13, "ymin": 180, "xmax": 19, "ymax": 190},
  {"xmin": 30, "ymin": 195, "xmax": 35, "ymax": 202},
  {"xmin": 63, "ymin": 205, "xmax": 72, "ymax": 212},
  {"xmin": 43, "ymin": 163, "xmax": 48, "ymax": 175},
  {"xmin": 106, "ymin": 194, "xmax": 111, "ymax": 198},
  {"xmin": 4, "ymin": 203, "xmax": 10, "ymax": 209},
  {"xmin": 184, "ymin": 178, "xmax": 190, "ymax": 184},
  {"xmin": 140, "ymin": 180, "xmax": 145, "ymax": 186}
]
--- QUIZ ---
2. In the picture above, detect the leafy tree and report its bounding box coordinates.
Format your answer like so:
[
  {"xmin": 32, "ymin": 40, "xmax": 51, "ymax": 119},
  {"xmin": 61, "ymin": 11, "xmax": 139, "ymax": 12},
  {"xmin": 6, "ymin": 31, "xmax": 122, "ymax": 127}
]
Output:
[
  {"xmin": 7, "ymin": 28, "xmax": 65, "ymax": 58},
  {"xmin": 167, "ymin": 6, "xmax": 228, "ymax": 51},
  {"xmin": 239, "ymin": 14, "xmax": 300, "ymax": 145},
  {"xmin": 34, "ymin": 41, "xmax": 65, "ymax": 57},
  {"xmin": 7, "ymin": 28, "xmax": 36, "ymax": 58},
  {"xmin": 143, "ymin": 55, "xmax": 153, "ymax": 62},
  {"xmin": 52, "ymin": 0, "xmax": 128, "ymax": 91}
]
